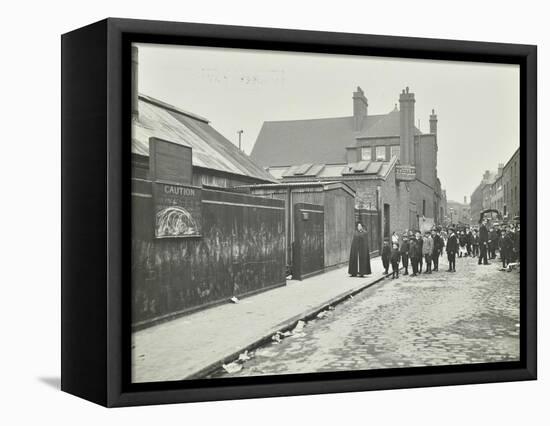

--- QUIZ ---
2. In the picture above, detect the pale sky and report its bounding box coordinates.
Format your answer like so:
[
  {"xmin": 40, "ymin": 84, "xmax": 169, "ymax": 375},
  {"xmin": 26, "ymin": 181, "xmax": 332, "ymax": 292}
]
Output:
[{"xmin": 135, "ymin": 43, "xmax": 519, "ymax": 202}]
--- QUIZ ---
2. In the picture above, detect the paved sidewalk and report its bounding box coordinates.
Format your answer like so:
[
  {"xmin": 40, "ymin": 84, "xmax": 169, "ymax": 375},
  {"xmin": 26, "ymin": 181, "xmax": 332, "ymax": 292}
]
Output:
[{"xmin": 132, "ymin": 256, "xmax": 391, "ymax": 383}]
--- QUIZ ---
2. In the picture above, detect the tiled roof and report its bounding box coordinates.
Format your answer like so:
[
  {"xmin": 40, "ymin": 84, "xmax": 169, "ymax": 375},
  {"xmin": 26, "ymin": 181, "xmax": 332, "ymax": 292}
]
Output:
[
  {"xmin": 251, "ymin": 108, "xmax": 420, "ymax": 167},
  {"xmin": 132, "ymin": 95, "xmax": 276, "ymax": 183}
]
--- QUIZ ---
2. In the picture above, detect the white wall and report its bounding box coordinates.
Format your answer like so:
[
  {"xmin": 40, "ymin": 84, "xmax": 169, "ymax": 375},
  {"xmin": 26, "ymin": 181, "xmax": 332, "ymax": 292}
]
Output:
[{"xmin": 1, "ymin": 0, "xmax": 546, "ymax": 424}]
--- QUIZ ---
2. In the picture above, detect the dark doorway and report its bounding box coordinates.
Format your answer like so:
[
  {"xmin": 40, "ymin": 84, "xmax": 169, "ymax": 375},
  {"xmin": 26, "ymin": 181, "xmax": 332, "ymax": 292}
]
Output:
[{"xmin": 292, "ymin": 203, "xmax": 325, "ymax": 280}]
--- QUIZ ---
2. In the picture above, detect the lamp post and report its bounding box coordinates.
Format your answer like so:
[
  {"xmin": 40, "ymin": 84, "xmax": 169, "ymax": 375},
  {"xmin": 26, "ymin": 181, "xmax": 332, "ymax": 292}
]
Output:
[{"xmin": 237, "ymin": 129, "xmax": 244, "ymax": 151}]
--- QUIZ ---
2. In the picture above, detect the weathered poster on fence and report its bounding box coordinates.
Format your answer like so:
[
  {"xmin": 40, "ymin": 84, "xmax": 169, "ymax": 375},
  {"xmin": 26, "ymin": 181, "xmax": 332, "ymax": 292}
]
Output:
[{"xmin": 153, "ymin": 182, "xmax": 202, "ymax": 238}]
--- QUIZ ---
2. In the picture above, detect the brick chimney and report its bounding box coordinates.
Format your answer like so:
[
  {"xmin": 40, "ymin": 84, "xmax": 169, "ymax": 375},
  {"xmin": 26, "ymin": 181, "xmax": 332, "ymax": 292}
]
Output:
[
  {"xmin": 353, "ymin": 86, "xmax": 368, "ymax": 131},
  {"xmin": 399, "ymin": 87, "xmax": 415, "ymax": 165},
  {"xmin": 429, "ymin": 108, "xmax": 437, "ymax": 134},
  {"xmin": 498, "ymin": 163, "xmax": 504, "ymax": 176},
  {"xmin": 132, "ymin": 45, "xmax": 139, "ymax": 118}
]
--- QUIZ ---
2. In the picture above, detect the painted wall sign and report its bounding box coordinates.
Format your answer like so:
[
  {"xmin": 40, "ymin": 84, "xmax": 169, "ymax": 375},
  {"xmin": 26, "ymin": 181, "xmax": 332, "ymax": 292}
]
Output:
[
  {"xmin": 149, "ymin": 137, "xmax": 193, "ymax": 185},
  {"xmin": 153, "ymin": 182, "xmax": 202, "ymax": 238},
  {"xmin": 395, "ymin": 165, "xmax": 416, "ymax": 181}
]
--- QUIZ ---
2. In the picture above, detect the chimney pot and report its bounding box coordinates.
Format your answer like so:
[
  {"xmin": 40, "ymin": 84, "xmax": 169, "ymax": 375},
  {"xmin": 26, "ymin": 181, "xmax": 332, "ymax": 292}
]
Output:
[
  {"xmin": 429, "ymin": 108, "xmax": 438, "ymax": 134},
  {"xmin": 399, "ymin": 87, "xmax": 415, "ymax": 165},
  {"xmin": 353, "ymin": 86, "xmax": 368, "ymax": 131}
]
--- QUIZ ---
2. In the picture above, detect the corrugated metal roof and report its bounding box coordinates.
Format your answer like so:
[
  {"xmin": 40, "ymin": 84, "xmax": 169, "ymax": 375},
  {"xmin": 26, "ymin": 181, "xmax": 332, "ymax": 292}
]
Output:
[{"xmin": 132, "ymin": 95, "xmax": 276, "ymax": 183}]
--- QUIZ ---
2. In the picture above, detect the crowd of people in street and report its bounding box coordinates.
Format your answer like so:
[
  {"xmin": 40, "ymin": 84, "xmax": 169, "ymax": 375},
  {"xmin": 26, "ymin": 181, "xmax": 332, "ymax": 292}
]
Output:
[{"xmin": 348, "ymin": 219, "xmax": 521, "ymax": 279}]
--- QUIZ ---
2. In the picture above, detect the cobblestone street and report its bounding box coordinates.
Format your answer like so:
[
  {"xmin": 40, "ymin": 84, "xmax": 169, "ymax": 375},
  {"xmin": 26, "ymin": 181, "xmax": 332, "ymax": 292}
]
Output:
[{"xmin": 214, "ymin": 255, "xmax": 520, "ymax": 378}]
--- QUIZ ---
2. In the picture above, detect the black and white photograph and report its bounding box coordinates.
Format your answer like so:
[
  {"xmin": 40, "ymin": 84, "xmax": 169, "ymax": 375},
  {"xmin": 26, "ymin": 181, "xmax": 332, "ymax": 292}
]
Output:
[
  {"xmin": 130, "ymin": 42, "xmax": 521, "ymax": 384},
  {"xmin": 3, "ymin": 0, "xmax": 546, "ymax": 421}
]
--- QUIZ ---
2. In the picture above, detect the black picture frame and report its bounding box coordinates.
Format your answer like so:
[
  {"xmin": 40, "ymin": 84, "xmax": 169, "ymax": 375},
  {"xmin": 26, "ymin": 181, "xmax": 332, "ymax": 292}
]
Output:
[{"xmin": 61, "ymin": 18, "xmax": 537, "ymax": 407}]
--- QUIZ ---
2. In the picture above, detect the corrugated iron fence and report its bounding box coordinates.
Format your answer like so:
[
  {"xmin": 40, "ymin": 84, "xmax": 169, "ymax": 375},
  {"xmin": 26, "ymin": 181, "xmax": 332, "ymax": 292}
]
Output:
[{"xmin": 132, "ymin": 181, "xmax": 286, "ymax": 328}]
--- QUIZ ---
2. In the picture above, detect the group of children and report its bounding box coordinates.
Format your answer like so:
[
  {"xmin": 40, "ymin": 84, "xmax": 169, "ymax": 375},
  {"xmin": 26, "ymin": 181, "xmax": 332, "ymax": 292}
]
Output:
[
  {"xmin": 380, "ymin": 229, "xmax": 446, "ymax": 279},
  {"xmin": 380, "ymin": 239, "xmax": 402, "ymax": 279}
]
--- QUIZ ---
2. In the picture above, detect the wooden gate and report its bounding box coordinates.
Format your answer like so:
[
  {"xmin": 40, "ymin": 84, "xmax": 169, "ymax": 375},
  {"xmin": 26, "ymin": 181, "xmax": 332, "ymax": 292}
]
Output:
[
  {"xmin": 292, "ymin": 203, "xmax": 325, "ymax": 280},
  {"xmin": 355, "ymin": 208, "xmax": 381, "ymax": 256}
]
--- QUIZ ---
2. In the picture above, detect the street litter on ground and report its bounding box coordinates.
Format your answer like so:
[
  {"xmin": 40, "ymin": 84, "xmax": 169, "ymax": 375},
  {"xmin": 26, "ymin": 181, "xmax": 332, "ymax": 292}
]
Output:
[
  {"xmin": 293, "ymin": 320, "xmax": 305, "ymax": 332},
  {"xmin": 222, "ymin": 362, "xmax": 243, "ymax": 374},
  {"xmin": 238, "ymin": 350, "xmax": 251, "ymax": 362}
]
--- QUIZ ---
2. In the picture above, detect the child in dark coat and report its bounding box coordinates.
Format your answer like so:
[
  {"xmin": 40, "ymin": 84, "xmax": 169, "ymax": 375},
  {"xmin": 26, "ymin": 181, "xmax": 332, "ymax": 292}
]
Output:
[
  {"xmin": 381, "ymin": 240, "xmax": 391, "ymax": 274},
  {"xmin": 391, "ymin": 243, "xmax": 401, "ymax": 279}
]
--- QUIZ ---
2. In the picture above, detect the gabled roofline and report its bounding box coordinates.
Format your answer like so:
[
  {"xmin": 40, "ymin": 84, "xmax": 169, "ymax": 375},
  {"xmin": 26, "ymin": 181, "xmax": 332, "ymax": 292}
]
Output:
[
  {"xmin": 138, "ymin": 93, "xmax": 210, "ymax": 124},
  {"xmin": 502, "ymin": 146, "xmax": 520, "ymax": 170},
  {"xmin": 262, "ymin": 114, "xmax": 386, "ymax": 125}
]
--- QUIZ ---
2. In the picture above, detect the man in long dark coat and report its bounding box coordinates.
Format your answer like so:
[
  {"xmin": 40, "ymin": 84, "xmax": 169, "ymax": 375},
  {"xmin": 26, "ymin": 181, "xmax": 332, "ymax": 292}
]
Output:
[
  {"xmin": 400, "ymin": 233, "xmax": 410, "ymax": 275},
  {"xmin": 415, "ymin": 231, "xmax": 424, "ymax": 274},
  {"xmin": 478, "ymin": 219, "xmax": 490, "ymax": 265},
  {"xmin": 409, "ymin": 234, "xmax": 421, "ymax": 277},
  {"xmin": 348, "ymin": 223, "xmax": 372, "ymax": 277},
  {"xmin": 446, "ymin": 229, "xmax": 458, "ymax": 272}
]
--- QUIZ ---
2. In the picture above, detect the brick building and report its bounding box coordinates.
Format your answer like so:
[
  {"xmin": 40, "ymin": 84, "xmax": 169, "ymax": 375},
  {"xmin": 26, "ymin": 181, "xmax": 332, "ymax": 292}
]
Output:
[
  {"xmin": 489, "ymin": 164, "xmax": 504, "ymax": 214},
  {"xmin": 251, "ymin": 86, "xmax": 446, "ymax": 240},
  {"xmin": 470, "ymin": 170, "xmax": 497, "ymax": 224},
  {"xmin": 502, "ymin": 148, "xmax": 520, "ymax": 220},
  {"xmin": 447, "ymin": 197, "xmax": 471, "ymax": 226},
  {"xmin": 470, "ymin": 148, "xmax": 519, "ymax": 224}
]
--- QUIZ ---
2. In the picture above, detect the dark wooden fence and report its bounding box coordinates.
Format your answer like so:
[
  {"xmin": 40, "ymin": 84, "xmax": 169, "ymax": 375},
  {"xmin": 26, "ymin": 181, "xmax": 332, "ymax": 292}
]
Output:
[
  {"xmin": 292, "ymin": 203, "xmax": 325, "ymax": 280},
  {"xmin": 323, "ymin": 188, "xmax": 356, "ymax": 268},
  {"xmin": 131, "ymin": 181, "xmax": 286, "ymax": 328},
  {"xmin": 355, "ymin": 209, "xmax": 381, "ymax": 256}
]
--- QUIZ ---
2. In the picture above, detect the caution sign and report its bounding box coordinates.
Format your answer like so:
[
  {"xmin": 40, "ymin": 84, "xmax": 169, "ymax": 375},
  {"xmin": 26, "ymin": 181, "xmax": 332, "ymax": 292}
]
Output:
[{"xmin": 153, "ymin": 182, "xmax": 202, "ymax": 238}]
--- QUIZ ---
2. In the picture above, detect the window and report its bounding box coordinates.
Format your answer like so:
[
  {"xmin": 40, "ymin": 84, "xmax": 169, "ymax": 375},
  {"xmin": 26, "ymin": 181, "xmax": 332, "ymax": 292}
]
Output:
[
  {"xmin": 390, "ymin": 145, "xmax": 400, "ymax": 160},
  {"xmin": 361, "ymin": 147, "xmax": 372, "ymax": 161},
  {"xmin": 422, "ymin": 199, "xmax": 426, "ymax": 216},
  {"xmin": 375, "ymin": 146, "xmax": 386, "ymax": 161}
]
